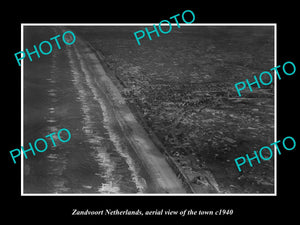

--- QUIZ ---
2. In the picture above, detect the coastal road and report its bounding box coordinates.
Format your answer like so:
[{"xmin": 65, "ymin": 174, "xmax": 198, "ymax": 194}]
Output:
[{"xmin": 23, "ymin": 26, "xmax": 185, "ymax": 194}]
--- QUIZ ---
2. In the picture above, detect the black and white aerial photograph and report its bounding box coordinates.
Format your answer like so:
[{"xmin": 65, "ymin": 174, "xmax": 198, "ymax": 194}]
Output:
[
  {"xmin": 5, "ymin": 2, "xmax": 300, "ymax": 224},
  {"xmin": 23, "ymin": 25, "xmax": 275, "ymax": 194}
]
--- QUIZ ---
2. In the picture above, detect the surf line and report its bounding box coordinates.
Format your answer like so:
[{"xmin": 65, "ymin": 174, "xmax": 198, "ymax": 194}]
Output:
[
  {"xmin": 15, "ymin": 30, "xmax": 76, "ymax": 66},
  {"xmin": 10, "ymin": 128, "xmax": 71, "ymax": 164}
]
